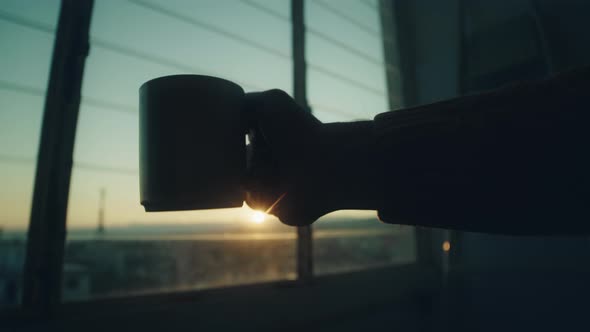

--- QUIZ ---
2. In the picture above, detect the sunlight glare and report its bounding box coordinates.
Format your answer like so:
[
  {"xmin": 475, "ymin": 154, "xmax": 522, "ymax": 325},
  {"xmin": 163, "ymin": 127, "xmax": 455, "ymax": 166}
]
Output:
[{"xmin": 252, "ymin": 211, "xmax": 266, "ymax": 224}]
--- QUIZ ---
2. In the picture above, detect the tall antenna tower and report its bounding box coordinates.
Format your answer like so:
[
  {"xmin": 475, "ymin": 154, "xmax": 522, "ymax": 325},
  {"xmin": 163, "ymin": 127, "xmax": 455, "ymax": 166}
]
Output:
[{"xmin": 97, "ymin": 188, "xmax": 106, "ymax": 234}]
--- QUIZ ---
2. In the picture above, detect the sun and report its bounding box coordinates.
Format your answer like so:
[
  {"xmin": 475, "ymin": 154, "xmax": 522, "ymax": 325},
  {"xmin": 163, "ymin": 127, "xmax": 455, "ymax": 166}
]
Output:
[{"xmin": 251, "ymin": 211, "xmax": 266, "ymax": 224}]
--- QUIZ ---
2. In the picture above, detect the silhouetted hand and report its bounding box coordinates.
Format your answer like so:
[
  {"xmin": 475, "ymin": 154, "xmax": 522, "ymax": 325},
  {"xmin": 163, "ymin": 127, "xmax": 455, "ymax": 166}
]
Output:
[{"xmin": 244, "ymin": 90, "xmax": 380, "ymax": 226}]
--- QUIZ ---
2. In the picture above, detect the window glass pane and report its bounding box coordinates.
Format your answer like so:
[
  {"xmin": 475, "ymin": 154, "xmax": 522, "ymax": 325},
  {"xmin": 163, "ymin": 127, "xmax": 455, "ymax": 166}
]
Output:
[
  {"xmin": 64, "ymin": 0, "xmax": 295, "ymax": 301},
  {"xmin": 306, "ymin": 0, "xmax": 416, "ymax": 275},
  {"xmin": 0, "ymin": 0, "xmax": 61, "ymax": 308}
]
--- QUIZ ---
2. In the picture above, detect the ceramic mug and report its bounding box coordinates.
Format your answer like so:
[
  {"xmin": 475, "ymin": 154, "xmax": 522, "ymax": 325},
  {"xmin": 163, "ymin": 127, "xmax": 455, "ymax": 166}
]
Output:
[{"xmin": 139, "ymin": 75, "xmax": 247, "ymax": 211}]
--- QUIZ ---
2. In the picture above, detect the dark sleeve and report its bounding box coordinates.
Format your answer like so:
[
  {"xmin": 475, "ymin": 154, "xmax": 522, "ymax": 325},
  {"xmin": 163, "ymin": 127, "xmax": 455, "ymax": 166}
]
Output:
[{"xmin": 372, "ymin": 66, "xmax": 590, "ymax": 235}]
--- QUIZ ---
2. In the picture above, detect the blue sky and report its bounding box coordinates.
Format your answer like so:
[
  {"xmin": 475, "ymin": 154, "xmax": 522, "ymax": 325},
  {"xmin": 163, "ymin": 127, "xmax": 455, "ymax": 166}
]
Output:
[{"xmin": 0, "ymin": 0, "xmax": 390, "ymax": 230}]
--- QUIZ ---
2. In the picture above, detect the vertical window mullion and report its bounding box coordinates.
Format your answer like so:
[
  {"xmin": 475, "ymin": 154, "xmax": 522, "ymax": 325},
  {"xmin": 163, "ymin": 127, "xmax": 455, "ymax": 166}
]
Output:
[
  {"xmin": 22, "ymin": 0, "xmax": 94, "ymax": 316},
  {"xmin": 292, "ymin": 0, "xmax": 314, "ymax": 281}
]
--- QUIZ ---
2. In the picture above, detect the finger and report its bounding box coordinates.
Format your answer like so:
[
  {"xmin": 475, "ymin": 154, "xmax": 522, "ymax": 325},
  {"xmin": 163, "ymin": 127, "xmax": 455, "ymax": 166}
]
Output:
[
  {"xmin": 265, "ymin": 192, "xmax": 324, "ymax": 227},
  {"xmin": 276, "ymin": 208, "xmax": 318, "ymax": 227},
  {"xmin": 245, "ymin": 90, "xmax": 321, "ymax": 157}
]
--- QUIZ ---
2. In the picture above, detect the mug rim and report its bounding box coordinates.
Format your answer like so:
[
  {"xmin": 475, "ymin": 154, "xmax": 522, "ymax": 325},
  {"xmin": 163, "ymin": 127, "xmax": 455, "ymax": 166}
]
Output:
[{"xmin": 139, "ymin": 74, "xmax": 244, "ymax": 94}]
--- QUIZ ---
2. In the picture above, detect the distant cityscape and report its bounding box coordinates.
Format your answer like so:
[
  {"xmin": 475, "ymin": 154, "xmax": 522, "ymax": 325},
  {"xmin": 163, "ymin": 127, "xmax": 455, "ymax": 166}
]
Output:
[{"xmin": 0, "ymin": 218, "xmax": 416, "ymax": 307}]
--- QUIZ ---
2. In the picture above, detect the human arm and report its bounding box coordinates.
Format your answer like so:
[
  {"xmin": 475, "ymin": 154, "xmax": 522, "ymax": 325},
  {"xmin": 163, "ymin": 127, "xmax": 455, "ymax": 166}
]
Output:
[{"xmin": 245, "ymin": 66, "xmax": 590, "ymax": 235}]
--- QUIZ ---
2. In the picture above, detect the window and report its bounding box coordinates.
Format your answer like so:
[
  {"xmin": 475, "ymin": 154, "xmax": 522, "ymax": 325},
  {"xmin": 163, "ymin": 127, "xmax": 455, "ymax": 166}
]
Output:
[
  {"xmin": 0, "ymin": 0, "xmax": 61, "ymax": 308},
  {"xmin": 1, "ymin": 0, "xmax": 417, "ymax": 306}
]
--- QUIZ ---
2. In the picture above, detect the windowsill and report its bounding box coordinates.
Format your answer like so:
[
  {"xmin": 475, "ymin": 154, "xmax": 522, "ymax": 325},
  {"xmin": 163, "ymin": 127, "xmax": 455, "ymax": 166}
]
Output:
[{"xmin": 4, "ymin": 263, "xmax": 440, "ymax": 330}]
